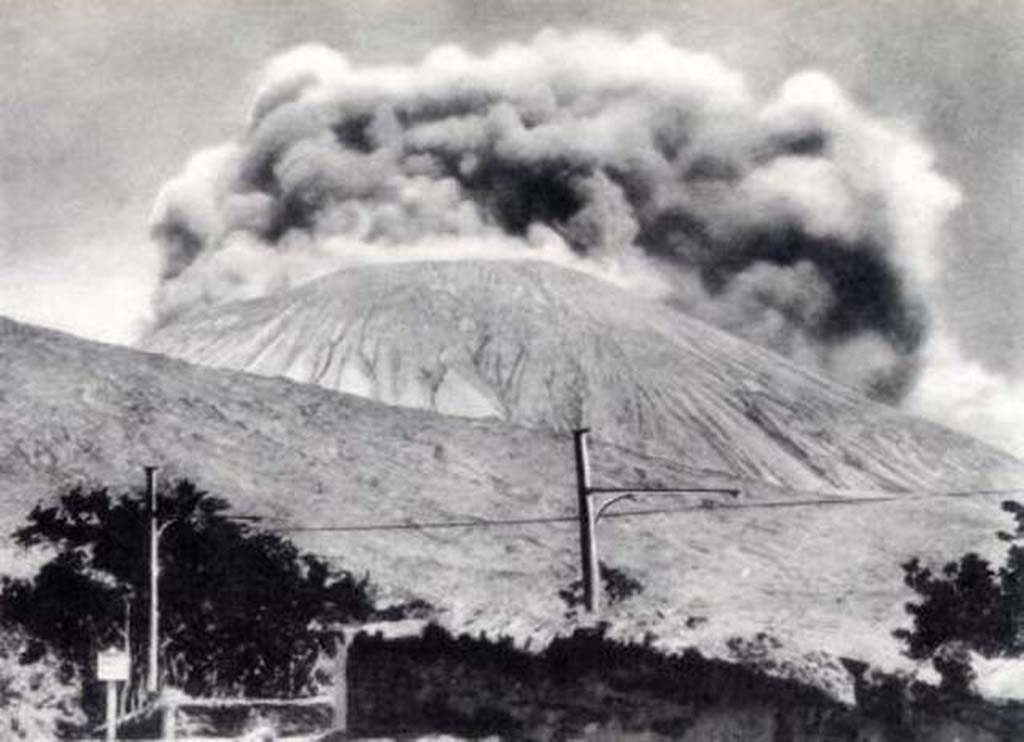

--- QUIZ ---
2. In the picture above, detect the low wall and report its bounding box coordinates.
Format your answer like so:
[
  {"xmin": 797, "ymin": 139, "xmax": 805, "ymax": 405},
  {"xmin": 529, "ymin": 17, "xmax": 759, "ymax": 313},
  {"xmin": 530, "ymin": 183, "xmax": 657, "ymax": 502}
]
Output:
[
  {"xmin": 345, "ymin": 626, "xmax": 1022, "ymax": 742},
  {"xmin": 102, "ymin": 626, "xmax": 1024, "ymax": 741},
  {"xmin": 348, "ymin": 626, "xmax": 870, "ymax": 741}
]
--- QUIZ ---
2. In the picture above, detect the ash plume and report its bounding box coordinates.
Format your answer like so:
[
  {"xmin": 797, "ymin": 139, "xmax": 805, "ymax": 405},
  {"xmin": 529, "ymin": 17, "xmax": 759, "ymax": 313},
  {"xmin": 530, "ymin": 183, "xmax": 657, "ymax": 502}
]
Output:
[{"xmin": 151, "ymin": 30, "xmax": 960, "ymax": 403}]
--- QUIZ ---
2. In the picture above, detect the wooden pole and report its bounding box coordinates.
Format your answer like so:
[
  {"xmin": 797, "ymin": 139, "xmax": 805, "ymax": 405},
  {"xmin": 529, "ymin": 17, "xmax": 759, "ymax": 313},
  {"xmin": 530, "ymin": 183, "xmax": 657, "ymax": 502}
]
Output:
[
  {"xmin": 332, "ymin": 633, "xmax": 349, "ymax": 734},
  {"xmin": 160, "ymin": 691, "xmax": 177, "ymax": 742},
  {"xmin": 105, "ymin": 681, "xmax": 117, "ymax": 742},
  {"xmin": 145, "ymin": 466, "xmax": 160, "ymax": 695},
  {"xmin": 120, "ymin": 600, "xmax": 130, "ymax": 719},
  {"xmin": 572, "ymin": 429, "xmax": 599, "ymax": 613},
  {"xmin": 571, "ymin": 429, "xmax": 740, "ymax": 617}
]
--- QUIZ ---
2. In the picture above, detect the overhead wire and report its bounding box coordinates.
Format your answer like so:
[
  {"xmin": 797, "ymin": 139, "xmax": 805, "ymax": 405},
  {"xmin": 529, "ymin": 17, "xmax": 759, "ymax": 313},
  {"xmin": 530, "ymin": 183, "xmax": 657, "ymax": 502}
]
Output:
[{"xmin": 267, "ymin": 486, "xmax": 1024, "ymax": 534}]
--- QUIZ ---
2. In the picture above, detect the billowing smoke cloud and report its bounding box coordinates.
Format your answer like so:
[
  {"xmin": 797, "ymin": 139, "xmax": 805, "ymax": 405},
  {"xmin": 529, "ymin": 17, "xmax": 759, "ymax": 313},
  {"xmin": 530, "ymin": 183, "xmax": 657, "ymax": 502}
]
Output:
[
  {"xmin": 151, "ymin": 30, "xmax": 961, "ymax": 403},
  {"xmin": 909, "ymin": 327, "xmax": 1024, "ymax": 457}
]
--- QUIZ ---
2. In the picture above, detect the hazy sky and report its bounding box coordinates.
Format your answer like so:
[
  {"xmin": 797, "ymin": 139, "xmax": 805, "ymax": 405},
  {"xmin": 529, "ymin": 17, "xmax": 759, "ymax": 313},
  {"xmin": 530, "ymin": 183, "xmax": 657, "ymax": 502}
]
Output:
[{"xmin": 1, "ymin": 0, "xmax": 1022, "ymax": 450}]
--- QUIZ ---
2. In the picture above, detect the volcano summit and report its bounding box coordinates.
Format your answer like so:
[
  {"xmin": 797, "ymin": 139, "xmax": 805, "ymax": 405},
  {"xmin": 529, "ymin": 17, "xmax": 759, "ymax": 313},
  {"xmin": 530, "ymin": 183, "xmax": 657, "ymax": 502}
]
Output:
[{"xmin": 144, "ymin": 259, "xmax": 1023, "ymax": 492}]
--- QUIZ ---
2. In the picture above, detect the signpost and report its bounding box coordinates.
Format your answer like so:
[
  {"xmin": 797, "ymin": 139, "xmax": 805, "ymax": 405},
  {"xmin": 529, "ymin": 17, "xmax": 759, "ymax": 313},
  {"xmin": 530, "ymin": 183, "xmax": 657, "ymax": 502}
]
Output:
[{"xmin": 97, "ymin": 648, "xmax": 130, "ymax": 741}]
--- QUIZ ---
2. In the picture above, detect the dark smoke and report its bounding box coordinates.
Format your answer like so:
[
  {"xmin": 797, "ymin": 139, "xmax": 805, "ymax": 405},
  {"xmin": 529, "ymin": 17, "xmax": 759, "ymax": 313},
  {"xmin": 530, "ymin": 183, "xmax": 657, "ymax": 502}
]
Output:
[{"xmin": 150, "ymin": 31, "xmax": 961, "ymax": 402}]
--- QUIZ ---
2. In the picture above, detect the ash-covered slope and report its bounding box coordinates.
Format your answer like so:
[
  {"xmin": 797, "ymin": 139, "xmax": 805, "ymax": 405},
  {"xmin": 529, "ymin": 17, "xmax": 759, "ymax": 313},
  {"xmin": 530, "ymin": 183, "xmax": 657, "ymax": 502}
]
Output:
[
  {"xmin": 0, "ymin": 315, "xmax": 1021, "ymax": 689},
  {"xmin": 145, "ymin": 260, "xmax": 1023, "ymax": 491}
]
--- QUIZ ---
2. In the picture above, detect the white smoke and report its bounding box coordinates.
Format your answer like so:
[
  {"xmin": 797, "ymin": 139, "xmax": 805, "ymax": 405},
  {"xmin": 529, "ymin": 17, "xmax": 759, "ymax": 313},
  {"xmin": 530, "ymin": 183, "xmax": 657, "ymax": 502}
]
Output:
[
  {"xmin": 909, "ymin": 327, "xmax": 1024, "ymax": 456},
  {"xmin": 151, "ymin": 30, "xmax": 962, "ymax": 406}
]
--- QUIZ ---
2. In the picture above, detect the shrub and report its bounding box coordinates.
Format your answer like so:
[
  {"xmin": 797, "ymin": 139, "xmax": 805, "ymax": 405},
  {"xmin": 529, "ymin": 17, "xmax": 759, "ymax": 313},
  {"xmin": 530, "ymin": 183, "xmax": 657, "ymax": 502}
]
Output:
[
  {"xmin": 558, "ymin": 561, "xmax": 644, "ymax": 615},
  {"xmin": 893, "ymin": 500, "xmax": 1024, "ymax": 693},
  {"xmin": 0, "ymin": 623, "xmax": 83, "ymax": 739}
]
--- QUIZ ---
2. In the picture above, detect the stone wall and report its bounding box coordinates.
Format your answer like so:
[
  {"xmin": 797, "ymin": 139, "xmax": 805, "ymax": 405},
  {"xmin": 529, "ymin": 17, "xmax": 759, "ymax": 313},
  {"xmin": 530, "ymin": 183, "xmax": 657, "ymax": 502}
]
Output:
[{"xmin": 347, "ymin": 626, "xmax": 881, "ymax": 741}]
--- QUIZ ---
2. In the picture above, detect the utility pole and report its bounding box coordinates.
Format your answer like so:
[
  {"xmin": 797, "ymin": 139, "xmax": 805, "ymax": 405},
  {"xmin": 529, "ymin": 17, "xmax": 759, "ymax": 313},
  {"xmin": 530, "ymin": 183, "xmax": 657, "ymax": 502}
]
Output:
[
  {"xmin": 571, "ymin": 429, "xmax": 741, "ymax": 614},
  {"xmin": 145, "ymin": 466, "xmax": 159, "ymax": 695},
  {"xmin": 120, "ymin": 598, "xmax": 131, "ymax": 718},
  {"xmin": 142, "ymin": 471, "xmax": 269, "ymax": 698},
  {"xmin": 332, "ymin": 634, "xmax": 348, "ymax": 734},
  {"xmin": 572, "ymin": 429, "xmax": 600, "ymax": 614}
]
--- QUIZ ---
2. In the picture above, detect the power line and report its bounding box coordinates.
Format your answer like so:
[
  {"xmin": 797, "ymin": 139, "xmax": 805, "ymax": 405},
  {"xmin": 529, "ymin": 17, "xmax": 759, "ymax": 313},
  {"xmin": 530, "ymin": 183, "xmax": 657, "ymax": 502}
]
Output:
[
  {"xmin": 273, "ymin": 514, "xmax": 577, "ymax": 533},
  {"xmin": 268, "ymin": 486, "xmax": 1024, "ymax": 535},
  {"xmin": 601, "ymin": 488, "xmax": 1019, "ymax": 519}
]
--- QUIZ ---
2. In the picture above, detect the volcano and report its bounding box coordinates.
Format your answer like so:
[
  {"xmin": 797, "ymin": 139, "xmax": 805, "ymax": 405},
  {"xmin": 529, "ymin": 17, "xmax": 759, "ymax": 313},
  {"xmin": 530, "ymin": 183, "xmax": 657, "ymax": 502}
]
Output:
[
  {"xmin": 2, "ymin": 306, "xmax": 1023, "ymax": 695},
  {"xmin": 145, "ymin": 259, "xmax": 1022, "ymax": 492}
]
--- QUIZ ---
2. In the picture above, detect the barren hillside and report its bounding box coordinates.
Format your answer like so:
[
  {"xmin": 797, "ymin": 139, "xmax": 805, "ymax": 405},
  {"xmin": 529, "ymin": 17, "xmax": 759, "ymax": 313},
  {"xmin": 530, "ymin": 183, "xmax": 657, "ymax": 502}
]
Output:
[{"xmin": 2, "ymin": 315, "xmax": 1021, "ymax": 695}]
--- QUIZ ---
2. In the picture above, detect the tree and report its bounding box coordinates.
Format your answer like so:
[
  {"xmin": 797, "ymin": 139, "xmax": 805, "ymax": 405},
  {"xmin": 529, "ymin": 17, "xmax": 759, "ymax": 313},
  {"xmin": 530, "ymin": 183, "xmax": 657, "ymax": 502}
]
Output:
[
  {"xmin": 895, "ymin": 553, "xmax": 1012, "ymax": 660},
  {"xmin": 1, "ymin": 479, "xmax": 380, "ymax": 719},
  {"xmin": 893, "ymin": 500, "xmax": 1024, "ymax": 692}
]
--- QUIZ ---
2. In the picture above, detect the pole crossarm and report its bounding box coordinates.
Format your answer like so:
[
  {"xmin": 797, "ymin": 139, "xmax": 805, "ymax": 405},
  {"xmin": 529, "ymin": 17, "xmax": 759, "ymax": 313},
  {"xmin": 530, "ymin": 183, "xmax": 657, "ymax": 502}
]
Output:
[
  {"xmin": 591, "ymin": 488, "xmax": 739, "ymax": 522},
  {"xmin": 593, "ymin": 493, "xmax": 636, "ymax": 521},
  {"xmin": 592, "ymin": 487, "xmax": 739, "ymax": 521},
  {"xmin": 155, "ymin": 519, "xmax": 176, "ymax": 539},
  {"xmin": 588, "ymin": 487, "xmax": 741, "ymax": 496}
]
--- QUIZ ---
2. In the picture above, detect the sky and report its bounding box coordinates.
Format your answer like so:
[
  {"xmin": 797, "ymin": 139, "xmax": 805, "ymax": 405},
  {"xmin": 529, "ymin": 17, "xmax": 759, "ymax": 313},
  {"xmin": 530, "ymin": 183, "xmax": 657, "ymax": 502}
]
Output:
[{"xmin": 1, "ymin": 0, "xmax": 1023, "ymax": 455}]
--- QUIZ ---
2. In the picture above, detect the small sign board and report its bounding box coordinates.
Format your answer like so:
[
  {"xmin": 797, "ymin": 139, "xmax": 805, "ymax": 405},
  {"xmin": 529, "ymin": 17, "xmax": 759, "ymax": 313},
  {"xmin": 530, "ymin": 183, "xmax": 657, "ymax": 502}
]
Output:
[{"xmin": 96, "ymin": 648, "xmax": 130, "ymax": 682}]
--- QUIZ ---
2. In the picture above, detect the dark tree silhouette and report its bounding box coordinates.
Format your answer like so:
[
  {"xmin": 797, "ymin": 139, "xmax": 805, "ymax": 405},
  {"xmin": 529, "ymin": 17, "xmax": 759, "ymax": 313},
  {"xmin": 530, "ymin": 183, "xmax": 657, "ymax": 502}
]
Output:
[
  {"xmin": 893, "ymin": 500, "xmax": 1024, "ymax": 693},
  {"xmin": 1, "ymin": 479, "xmax": 378, "ymax": 718}
]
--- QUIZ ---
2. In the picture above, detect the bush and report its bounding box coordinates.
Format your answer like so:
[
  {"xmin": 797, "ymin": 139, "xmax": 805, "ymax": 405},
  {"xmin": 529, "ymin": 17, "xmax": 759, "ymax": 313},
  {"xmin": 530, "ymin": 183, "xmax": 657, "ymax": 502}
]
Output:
[
  {"xmin": 558, "ymin": 561, "xmax": 644, "ymax": 615},
  {"xmin": 894, "ymin": 553, "xmax": 1012, "ymax": 659},
  {"xmin": 0, "ymin": 623, "xmax": 83, "ymax": 739},
  {"xmin": 893, "ymin": 500, "xmax": 1024, "ymax": 692}
]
